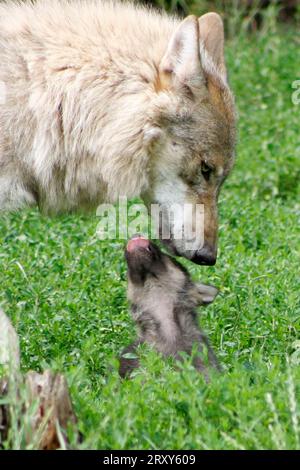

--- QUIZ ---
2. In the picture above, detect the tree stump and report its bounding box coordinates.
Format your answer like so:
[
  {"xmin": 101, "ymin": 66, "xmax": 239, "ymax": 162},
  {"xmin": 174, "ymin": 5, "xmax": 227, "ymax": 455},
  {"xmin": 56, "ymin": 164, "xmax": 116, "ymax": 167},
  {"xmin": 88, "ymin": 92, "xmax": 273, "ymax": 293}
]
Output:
[{"xmin": 0, "ymin": 309, "xmax": 78, "ymax": 450}]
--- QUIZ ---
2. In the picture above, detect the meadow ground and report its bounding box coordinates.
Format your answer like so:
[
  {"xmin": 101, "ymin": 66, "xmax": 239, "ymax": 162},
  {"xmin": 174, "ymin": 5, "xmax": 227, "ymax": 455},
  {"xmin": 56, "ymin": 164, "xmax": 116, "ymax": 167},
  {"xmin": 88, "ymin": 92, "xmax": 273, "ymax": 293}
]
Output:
[{"xmin": 0, "ymin": 26, "xmax": 299, "ymax": 449}]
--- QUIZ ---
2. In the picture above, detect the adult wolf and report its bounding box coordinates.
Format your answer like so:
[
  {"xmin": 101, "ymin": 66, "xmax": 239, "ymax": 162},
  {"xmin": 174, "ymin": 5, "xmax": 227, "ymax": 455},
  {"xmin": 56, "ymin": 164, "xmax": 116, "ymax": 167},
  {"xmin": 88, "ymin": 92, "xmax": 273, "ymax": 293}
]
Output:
[{"xmin": 0, "ymin": 0, "xmax": 236, "ymax": 265}]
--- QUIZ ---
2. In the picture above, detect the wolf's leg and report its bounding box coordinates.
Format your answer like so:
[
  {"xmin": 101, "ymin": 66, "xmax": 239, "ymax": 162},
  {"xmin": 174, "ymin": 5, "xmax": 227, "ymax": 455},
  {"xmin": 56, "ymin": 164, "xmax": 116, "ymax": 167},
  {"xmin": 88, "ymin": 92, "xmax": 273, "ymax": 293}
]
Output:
[
  {"xmin": 0, "ymin": 172, "xmax": 37, "ymax": 211},
  {"xmin": 185, "ymin": 332, "xmax": 221, "ymax": 379},
  {"xmin": 119, "ymin": 341, "xmax": 141, "ymax": 378},
  {"xmin": 198, "ymin": 332, "xmax": 222, "ymax": 372}
]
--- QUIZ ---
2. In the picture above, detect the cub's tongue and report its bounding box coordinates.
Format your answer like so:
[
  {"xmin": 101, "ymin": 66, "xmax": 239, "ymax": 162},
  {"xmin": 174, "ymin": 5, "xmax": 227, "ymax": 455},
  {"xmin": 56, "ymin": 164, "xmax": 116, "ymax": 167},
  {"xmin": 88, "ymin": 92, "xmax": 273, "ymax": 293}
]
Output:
[{"xmin": 127, "ymin": 236, "xmax": 149, "ymax": 252}]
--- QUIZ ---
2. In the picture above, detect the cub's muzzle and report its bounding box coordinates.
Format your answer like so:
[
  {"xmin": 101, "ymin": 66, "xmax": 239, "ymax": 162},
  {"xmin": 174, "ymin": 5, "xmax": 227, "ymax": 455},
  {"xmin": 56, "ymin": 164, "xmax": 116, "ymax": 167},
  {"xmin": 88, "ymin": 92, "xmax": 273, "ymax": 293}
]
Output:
[
  {"xmin": 126, "ymin": 235, "xmax": 150, "ymax": 253},
  {"xmin": 125, "ymin": 235, "xmax": 166, "ymax": 284}
]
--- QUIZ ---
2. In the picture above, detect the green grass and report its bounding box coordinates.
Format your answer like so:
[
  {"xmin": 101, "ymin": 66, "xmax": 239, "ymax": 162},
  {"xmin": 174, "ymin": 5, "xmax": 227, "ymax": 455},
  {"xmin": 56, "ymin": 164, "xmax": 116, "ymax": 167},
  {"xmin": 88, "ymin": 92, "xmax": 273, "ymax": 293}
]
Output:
[{"xmin": 0, "ymin": 27, "xmax": 300, "ymax": 449}]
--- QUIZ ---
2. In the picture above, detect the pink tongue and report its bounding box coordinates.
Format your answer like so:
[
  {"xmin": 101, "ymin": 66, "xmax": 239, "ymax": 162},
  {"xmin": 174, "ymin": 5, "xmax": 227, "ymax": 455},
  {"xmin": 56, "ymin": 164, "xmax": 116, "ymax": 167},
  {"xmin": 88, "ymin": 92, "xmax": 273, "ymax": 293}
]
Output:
[{"xmin": 127, "ymin": 236, "xmax": 149, "ymax": 252}]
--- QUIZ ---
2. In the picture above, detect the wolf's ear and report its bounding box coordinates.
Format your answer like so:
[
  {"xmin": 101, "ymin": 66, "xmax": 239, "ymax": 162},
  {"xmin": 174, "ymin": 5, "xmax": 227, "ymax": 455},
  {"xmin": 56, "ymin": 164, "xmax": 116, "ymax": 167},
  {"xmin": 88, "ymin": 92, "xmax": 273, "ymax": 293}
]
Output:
[
  {"xmin": 198, "ymin": 13, "xmax": 227, "ymax": 82},
  {"xmin": 196, "ymin": 283, "xmax": 219, "ymax": 305},
  {"xmin": 159, "ymin": 15, "xmax": 202, "ymax": 91}
]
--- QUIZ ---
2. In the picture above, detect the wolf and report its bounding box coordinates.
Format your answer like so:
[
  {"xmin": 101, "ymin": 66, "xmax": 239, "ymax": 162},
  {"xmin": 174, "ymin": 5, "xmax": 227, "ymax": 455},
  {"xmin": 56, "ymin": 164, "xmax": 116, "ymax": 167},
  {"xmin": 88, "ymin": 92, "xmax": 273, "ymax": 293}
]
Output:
[
  {"xmin": 0, "ymin": 0, "xmax": 236, "ymax": 264},
  {"xmin": 119, "ymin": 235, "xmax": 220, "ymax": 378}
]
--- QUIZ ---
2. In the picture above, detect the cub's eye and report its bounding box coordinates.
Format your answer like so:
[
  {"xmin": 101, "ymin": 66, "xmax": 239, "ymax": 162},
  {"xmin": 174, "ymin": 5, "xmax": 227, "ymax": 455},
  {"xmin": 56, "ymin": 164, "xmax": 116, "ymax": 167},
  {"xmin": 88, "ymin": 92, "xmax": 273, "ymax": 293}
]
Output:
[{"xmin": 201, "ymin": 162, "xmax": 213, "ymax": 181}]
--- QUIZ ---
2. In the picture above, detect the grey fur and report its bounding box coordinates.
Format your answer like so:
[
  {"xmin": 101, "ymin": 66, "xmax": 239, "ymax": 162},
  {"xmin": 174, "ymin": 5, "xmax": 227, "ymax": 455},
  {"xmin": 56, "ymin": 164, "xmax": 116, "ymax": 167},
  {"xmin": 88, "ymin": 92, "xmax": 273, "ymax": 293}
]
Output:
[{"xmin": 119, "ymin": 240, "xmax": 220, "ymax": 378}]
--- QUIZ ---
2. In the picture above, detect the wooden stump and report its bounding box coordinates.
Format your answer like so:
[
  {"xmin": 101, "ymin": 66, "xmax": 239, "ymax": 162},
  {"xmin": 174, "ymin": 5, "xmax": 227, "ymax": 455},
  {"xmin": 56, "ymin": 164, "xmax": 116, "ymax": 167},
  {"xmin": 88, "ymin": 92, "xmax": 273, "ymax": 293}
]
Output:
[
  {"xmin": 25, "ymin": 371, "xmax": 77, "ymax": 450},
  {"xmin": 0, "ymin": 309, "xmax": 78, "ymax": 450}
]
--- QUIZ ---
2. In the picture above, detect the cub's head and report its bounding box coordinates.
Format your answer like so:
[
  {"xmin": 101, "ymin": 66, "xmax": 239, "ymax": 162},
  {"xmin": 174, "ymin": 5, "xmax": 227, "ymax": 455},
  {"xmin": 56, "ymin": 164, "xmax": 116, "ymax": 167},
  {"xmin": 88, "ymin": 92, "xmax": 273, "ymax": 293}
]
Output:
[
  {"xmin": 125, "ymin": 235, "xmax": 218, "ymax": 309},
  {"xmin": 143, "ymin": 13, "xmax": 236, "ymax": 266}
]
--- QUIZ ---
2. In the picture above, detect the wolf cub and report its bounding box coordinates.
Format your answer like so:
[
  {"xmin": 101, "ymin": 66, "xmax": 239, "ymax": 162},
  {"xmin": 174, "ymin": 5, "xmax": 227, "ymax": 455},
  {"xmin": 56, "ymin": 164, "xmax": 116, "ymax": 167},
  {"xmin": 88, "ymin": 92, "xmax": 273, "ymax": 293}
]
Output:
[{"xmin": 119, "ymin": 236, "xmax": 221, "ymax": 377}]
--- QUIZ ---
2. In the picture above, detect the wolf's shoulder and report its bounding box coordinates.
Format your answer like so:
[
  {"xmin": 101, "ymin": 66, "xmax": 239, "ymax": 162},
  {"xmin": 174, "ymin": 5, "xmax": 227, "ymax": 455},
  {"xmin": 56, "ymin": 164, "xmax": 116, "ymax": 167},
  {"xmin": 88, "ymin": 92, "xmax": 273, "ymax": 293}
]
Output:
[
  {"xmin": 0, "ymin": 0, "xmax": 177, "ymax": 63},
  {"xmin": 0, "ymin": 0, "xmax": 177, "ymax": 38}
]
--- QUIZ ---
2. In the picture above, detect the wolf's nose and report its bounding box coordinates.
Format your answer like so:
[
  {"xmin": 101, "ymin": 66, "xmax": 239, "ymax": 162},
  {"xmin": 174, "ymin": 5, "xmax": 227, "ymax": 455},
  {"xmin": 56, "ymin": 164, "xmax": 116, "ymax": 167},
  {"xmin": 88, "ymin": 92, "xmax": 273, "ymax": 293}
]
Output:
[
  {"xmin": 191, "ymin": 248, "xmax": 217, "ymax": 266},
  {"xmin": 127, "ymin": 235, "xmax": 150, "ymax": 253}
]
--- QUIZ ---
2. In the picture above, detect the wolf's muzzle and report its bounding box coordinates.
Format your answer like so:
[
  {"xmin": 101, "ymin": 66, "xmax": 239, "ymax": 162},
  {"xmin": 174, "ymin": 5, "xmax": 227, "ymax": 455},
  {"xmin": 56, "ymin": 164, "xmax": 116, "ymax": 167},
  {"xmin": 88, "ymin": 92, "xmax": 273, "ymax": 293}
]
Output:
[
  {"xmin": 127, "ymin": 235, "xmax": 150, "ymax": 253},
  {"xmin": 191, "ymin": 247, "xmax": 217, "ymax": 266}
]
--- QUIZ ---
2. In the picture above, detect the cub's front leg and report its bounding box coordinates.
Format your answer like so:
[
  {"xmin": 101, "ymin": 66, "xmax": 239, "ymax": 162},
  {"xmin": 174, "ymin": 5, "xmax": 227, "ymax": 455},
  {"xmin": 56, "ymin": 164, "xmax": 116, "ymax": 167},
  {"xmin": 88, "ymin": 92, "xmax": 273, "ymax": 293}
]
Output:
[{"xmin": 119, "ymin": 340, "xmax": 142, "ymax": 378}]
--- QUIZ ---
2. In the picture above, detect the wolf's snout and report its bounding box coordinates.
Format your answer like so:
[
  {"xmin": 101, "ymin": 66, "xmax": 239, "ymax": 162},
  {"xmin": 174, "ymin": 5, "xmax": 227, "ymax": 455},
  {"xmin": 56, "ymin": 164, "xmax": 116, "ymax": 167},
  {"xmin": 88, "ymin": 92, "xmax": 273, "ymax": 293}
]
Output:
[
  {"xmin": 126, "ymin": 235, "xmax": 150, "ymax": 253},
  {"xmin": 191, "ymin": 247, "xmax": 217, "ymax": 266}
]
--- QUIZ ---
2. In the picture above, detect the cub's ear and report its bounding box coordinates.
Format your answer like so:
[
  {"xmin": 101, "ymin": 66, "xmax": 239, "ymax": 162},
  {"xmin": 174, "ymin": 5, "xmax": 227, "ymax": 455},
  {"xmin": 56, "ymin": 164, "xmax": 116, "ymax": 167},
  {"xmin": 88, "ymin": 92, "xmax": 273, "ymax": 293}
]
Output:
[
  {"xmin": 198, "ymin": 12, "xmax": 227, "ymax": 82},
  {"xmin": 159, "ymin": 15, "xmax": 203, "ymax": 91},
  {"xmin": 196, "ymin": 283, "xmax": 219, "ymax": 305}
]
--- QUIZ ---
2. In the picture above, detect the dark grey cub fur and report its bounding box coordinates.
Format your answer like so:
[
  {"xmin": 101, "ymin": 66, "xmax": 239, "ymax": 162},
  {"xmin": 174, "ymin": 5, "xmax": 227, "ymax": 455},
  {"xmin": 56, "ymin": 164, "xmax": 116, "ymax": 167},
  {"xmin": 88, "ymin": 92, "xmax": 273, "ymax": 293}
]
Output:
[{"xmin": 119, "ymin": 237, "xmax": 221, "ymax": 378}]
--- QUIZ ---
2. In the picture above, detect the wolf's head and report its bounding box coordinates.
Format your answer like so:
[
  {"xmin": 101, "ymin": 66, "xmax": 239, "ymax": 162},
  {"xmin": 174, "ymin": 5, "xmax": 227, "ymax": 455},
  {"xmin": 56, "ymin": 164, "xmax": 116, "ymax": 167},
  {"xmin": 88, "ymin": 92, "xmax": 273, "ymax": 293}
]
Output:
[
  {"xmin": 125, "ymin": 235, "xmax": 218, "ymax": 310},
  {"xmin": 143, "ymin": 14, "xmax": 236, "ymax": 265}
]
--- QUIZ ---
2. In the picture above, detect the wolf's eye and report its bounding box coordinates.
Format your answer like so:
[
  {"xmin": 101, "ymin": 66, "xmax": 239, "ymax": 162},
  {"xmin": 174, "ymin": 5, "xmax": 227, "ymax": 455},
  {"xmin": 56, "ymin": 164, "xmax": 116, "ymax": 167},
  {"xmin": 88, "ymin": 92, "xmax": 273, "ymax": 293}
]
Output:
[{"xmin": 201, "ymin": 162, "xmax": 212, "ymax": 181}]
